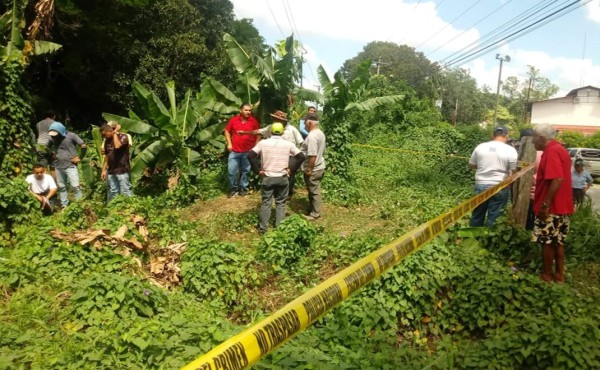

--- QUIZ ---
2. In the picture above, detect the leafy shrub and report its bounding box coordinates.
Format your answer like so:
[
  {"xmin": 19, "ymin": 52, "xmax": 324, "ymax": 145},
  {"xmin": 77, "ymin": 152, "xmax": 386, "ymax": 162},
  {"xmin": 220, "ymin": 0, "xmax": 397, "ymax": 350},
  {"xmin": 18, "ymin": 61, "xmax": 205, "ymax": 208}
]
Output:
[
  {"xmin": 181, "ymin": 240, "xmax": 257, "ymax": 306},
  {"xmin": 0, "ymin": 176, "xmax": 38, "ymax": 242},
  {"xmin": 256, "ymin": 215, "xmax": 317, "ymax": 271},
  {"xmin": 69, "ymin": 273, "xmax": 167, "ymax": 327},
  {"xmin": 566, "ymin": 202, "xmax": 600, "ymax": 264}
]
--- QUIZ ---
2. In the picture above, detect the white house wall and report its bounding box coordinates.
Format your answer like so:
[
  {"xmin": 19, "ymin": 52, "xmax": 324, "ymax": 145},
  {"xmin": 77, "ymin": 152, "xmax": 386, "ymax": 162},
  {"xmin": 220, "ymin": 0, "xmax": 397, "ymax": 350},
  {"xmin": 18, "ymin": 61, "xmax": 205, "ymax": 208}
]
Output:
[{"xmin": 531, "ymin": 95, "xmax": 600, "ymax": 134}]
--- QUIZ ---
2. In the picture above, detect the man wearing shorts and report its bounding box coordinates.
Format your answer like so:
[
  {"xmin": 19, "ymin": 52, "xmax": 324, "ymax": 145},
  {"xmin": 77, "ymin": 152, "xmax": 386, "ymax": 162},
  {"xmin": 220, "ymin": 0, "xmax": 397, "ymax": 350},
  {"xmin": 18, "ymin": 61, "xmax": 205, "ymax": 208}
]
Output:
[{"xmin": 532, "ymin": 124, "xmax": 574, "ymax": 283}]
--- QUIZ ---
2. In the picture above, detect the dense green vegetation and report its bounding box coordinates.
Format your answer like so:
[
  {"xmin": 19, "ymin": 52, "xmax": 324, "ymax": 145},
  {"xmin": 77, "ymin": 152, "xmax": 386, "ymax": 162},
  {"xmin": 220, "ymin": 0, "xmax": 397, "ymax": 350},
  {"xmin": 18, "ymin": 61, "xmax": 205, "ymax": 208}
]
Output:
[{"xmin": 2, "ymin": 1, "xmax": 600, "ymax": 368}]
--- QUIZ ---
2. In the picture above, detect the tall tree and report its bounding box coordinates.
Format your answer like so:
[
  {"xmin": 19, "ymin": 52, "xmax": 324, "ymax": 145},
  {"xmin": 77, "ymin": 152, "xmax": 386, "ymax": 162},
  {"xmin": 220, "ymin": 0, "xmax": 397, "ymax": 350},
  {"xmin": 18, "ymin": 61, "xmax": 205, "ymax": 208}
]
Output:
[
  {"xmin": 501, "ymin": 65, "xmax": 559, "ymax": 124},
  {"xmin": 21, "ymin": 0, "xmax": 254, "ymax": 128},
  {"xmin": 341, "ymin": 41, "xmax": 440, "ymax": 98},
  {"xmin": 438, "ymin": 68, "xmax": 486, "ymax": 125}
]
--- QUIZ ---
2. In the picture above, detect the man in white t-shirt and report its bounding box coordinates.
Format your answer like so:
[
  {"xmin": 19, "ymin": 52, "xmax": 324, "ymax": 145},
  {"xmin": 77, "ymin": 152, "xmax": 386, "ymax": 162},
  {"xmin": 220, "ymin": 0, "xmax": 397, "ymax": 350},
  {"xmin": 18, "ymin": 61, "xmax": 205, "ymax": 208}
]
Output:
[
  {"xmin": 26, "ymin": 164, "xmax": 58, "ymax": 214},
  {"xmin": 468, "ymin": 125, "xmax": 518, "ymax": 227}
]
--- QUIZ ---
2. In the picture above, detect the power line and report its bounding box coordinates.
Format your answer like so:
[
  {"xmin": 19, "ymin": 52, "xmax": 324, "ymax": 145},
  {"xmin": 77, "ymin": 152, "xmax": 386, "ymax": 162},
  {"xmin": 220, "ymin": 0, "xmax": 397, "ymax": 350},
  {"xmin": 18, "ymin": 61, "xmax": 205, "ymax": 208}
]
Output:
[
  {"xmin": 445, "ymin": 0, "xmax": 591, "ymax": 68},
  {"xmin": 443, "ymin": 0, "xmax": 592, "ymax": 68},
  {"xmin": 435, "ymin": 0, "xmax": 449, "ymax": 10},
  {"xmin": 282, "ymin": 0, "xmax": 319, "ymax": 87},
  {"xmin": 438, "ymin": 0, "xmax": 555, "ymax": 65},
  {"xmin": 414, "ymin": 0, "xmax": 482, "ymax": 50},
  {"xmin": 265, "ymin": 0, "xmax": 286, "ymax": 38},
  {"xmin": 425, "ymin": 0, "xmax": 513, "ymax": 58}
]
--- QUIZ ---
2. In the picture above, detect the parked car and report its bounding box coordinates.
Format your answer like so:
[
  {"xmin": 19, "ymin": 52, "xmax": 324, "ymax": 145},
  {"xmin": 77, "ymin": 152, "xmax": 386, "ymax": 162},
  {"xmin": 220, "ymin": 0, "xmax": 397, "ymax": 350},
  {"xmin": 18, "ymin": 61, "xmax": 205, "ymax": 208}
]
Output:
[{"xmin": 568, "ymin": 148, "xmax": 600, "ymax": 177}]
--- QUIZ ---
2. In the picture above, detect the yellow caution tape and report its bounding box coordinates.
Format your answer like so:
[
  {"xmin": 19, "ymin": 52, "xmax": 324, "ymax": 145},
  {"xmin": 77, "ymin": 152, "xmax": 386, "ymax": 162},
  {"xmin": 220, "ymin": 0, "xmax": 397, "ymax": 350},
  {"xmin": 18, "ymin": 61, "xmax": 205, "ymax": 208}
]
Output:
[{"xmin": 182, "ymin": 164, "xmax": 536, "ymax": 370}]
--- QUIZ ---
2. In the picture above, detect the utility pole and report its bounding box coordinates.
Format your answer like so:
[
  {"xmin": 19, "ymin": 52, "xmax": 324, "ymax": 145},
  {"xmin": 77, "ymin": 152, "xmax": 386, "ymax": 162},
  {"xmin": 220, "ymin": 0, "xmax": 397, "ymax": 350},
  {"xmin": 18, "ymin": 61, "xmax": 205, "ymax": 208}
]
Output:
[
  {"xmin": 373, "ymin": 57, "xmax": 391, "ymax": 76},
  {"xmin": 493, "ymin": 54, "xmax": 510, "ymax": 125},
  {"xmin": 314, "ymin": 85, "xmax": 321, "ymax": 111},
  {"xmin": 453, "ymin": 98, "xmax": 458, "ymax": 126}
]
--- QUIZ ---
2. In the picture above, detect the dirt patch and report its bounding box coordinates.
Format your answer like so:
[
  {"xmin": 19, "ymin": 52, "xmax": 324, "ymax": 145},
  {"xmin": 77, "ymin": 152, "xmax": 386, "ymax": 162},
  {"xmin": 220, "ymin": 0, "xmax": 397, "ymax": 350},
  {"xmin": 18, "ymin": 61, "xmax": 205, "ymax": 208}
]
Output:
[{"xmin": 180, "ymin": 189, "xmax": 394, "ymax": 240}]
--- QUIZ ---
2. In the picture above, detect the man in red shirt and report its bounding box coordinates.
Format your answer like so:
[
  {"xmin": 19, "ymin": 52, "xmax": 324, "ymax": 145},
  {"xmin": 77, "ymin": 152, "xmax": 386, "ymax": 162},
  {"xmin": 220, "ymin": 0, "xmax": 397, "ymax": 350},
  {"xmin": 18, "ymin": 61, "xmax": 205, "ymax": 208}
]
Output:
[
  {"xmin": 532, "ymin": 124, "xmax": 574, "ymax": 283},
  {"xmin": 224, "ymin": 104, "xmax": 260, "ymax": 197}
]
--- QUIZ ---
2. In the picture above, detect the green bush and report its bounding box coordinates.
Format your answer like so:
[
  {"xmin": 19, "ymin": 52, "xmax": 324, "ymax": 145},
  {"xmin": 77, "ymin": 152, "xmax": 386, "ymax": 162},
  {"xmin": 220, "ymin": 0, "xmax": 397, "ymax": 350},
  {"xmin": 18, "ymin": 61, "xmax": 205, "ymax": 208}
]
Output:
[
  {"xmin": 69, "ymin": 273, "xmax": 167, "ymax": 327},
  {"xmin": 256, "ymin": 215, "xmax": 318, "ymax": 271},
  {"xmin": 181, "ymin": 240, "xmax": 258, "ymax": 306}
]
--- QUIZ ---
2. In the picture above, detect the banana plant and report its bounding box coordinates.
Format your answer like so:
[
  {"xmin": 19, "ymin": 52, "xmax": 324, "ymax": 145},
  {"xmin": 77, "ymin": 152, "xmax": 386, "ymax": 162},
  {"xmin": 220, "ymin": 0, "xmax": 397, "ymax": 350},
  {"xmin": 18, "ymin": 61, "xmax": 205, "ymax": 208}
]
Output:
[
  {"xmin": 80, "ymin": 126, "xmax": 104, "ymax": 194},
  {"xmin": 0, "ymin": 0, "xmax": 61, "ymax": 65},
  {"xmin": 103, "ymin": 81, "xmax": 227, "ymax": 185},
  {"xmin": 222, "ymin": 33, "xmax": 321, "ymax": 124},
  {"xmin": 317, "ymin": 59, "xmax": 405, "ymax": 179}
]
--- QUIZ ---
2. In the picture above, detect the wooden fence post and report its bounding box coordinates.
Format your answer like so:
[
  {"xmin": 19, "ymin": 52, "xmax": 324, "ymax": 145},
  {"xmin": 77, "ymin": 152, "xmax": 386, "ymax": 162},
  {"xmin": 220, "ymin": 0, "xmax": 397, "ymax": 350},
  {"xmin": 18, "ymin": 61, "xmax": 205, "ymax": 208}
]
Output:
[{"xmin": 511, "ymin": 136, "xmax": 536, "ymax": 227}]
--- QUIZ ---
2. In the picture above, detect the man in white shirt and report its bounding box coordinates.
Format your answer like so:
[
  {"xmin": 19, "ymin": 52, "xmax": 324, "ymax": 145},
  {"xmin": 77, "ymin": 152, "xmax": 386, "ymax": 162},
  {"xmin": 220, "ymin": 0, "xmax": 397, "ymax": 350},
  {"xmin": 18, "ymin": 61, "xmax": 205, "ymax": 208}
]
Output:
[
  {"xmin": 26, "ymin": 164, "xmax": 58, "ymax": 214},
  {"xmin": 301, "ymin": 113, "xmax": 326, "ymax": 221},
  {"xmin": 468, "ymin": 125, "xmax": 518, "ymax": 227}
]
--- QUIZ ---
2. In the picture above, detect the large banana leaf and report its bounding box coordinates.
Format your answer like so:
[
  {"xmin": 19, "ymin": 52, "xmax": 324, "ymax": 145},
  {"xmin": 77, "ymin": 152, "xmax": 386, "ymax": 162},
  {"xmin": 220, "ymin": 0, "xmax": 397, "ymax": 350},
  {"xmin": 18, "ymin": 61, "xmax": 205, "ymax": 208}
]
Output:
[
  {"xmin": 177, "ymin": 89, "xmax": 197, "ymax": 140},
  {"xmin": 130, "ymin": 139, "xmax": 168, "ymax": 182},
  {"xmin": 223, "ymin": 33, "xmax": 253, "ymax": 74},
  {"xmin": 132, "ymin": 82, "xmax": 172, "ymax": 130},
  {"xmin": 317, "ymin": 65, "xmax": 334, "ymax": 96},
  {"xmin": 295, "ymin": 87, "xmax": 323, "ymax": 105},
  {"xmin": 166, "ymin": 80, "xmax": 177, "ymax": 119},
  {"xmin": 196, "ymin": 120, "xmax": 228, "ymax": 143},
  {"xmin": 181, "ymin": 147, "xmax": 202, "ymax": 176},
  {"xmin": 102, "ymin": 113, "xmax": 158, "ymax": 135},
  {"xmin": 209, "ymin": 78, "xmax": 242, "ymax": 106},
  {"xmin": 193, "ymin": 99, "xmax": 238, "ymax": 116},
  {"xmin": 1, "ymin": 1, "xmax": 23, "ymax": 63},
  {"xmin": 344, "ymin": 94, "xmax": 405, "ymax": 112}
]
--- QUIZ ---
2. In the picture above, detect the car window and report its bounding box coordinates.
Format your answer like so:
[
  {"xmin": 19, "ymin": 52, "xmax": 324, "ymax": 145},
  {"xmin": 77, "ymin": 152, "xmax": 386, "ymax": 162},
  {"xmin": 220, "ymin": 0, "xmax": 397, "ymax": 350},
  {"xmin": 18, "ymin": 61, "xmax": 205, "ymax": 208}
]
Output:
[
  {"xmin": 569, "ymin": 149, "xmax": 577, "ymax": 157},
  {"xmin": 581, "ymin": 149, "xmax": 600, "ymax": 159}
]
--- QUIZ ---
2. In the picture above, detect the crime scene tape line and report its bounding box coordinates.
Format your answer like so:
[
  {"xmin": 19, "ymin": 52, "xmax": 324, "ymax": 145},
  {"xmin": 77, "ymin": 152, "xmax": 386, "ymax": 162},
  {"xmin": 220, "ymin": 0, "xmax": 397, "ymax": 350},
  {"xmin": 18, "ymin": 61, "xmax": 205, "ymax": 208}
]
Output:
[
  {"xmin": 352, "ymin": 143, "xmax": 472, "ymax": 160},
  {"xmin": 182, "ymin": 163, "xmax": 536, "ymax": 370}
]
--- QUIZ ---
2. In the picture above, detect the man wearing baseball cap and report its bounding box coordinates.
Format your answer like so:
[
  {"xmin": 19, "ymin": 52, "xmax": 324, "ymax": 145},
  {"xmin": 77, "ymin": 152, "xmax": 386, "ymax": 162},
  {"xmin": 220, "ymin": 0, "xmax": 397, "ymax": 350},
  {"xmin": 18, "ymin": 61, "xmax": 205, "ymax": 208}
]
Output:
[
  {"xmin": 248, "ymin": 122, "xmax": 305, "ymax": 234},
  {"xmin": 45, "ymin": 121, "xmax": 87, "ymax": 207},
  {"xmin": 468, "ymin": 125, "xmax": 518, "ymax": 227}
]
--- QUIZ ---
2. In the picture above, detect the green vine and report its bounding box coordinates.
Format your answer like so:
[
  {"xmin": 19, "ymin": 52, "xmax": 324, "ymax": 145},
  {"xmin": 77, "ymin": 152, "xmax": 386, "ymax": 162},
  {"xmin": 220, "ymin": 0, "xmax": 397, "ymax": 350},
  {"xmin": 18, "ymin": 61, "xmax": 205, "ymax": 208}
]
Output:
[{"xmin": 0, "ymin": 62, "xmax": 34, "ymax": 177}]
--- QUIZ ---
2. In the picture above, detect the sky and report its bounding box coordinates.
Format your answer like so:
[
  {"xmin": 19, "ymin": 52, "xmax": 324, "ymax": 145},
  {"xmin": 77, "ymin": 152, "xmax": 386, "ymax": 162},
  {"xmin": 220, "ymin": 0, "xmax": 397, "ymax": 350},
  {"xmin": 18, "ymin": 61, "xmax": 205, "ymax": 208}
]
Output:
[{"xmin": 230, "ymin": 0, "xmax": 600, "ymax": 98}]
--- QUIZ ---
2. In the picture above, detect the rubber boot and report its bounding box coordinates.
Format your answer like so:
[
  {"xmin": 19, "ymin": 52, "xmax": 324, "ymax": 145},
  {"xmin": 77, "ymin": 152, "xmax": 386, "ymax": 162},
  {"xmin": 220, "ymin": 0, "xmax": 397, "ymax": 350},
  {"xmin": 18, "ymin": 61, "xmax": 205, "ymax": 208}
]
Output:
[
  {"xmin": 554, "ymin": 243, "xmax": 565, "ymax": 283},
  {"xmin": 540, "ymin": 244, "xmax": 554, "ymax": 283}
]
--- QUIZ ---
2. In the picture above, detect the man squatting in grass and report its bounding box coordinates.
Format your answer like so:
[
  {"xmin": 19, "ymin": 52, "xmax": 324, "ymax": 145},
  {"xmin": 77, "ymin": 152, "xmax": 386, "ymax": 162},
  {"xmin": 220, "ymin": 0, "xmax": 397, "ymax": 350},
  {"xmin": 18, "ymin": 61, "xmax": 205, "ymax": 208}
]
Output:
[
  {"xmin": 238, "ymin": 110, "xmax": 303, "ymax": 199},
  {"xmin": 248, "ymin": 122, "xmax": 305, "ymax": 234},
  {"xmin": 100, "ymin": 122, "xmax": 132, "ymax": 202},
  {"xmin": 45, "ymin": 121, "xmax": 87, "ymax": 207},
  {"xmin": 26, "ymin": 163, "xmax": 57, "ymax": 215},
  {"xmin": 532, "ymin": 124, "xmax": 573, "ymax": 283},
  {"xmin": 224, "ymin": 104, "xmax": 260, "ymax": 198},
  {"xmin": 301, "ymin": 113, "xmax": 326, "ymax": 221},
  {"xmin": 468, "ymin": 125, "xmax": 518, "ymax": 227}
]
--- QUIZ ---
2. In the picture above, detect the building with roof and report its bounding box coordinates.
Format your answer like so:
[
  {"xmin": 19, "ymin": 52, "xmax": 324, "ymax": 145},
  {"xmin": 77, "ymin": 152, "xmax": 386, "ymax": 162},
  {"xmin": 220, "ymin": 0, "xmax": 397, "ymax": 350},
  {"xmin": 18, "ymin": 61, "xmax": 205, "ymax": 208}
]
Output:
[{"xmin": 529, "ymin": 85, "xmax": 600, "ymax": 135}]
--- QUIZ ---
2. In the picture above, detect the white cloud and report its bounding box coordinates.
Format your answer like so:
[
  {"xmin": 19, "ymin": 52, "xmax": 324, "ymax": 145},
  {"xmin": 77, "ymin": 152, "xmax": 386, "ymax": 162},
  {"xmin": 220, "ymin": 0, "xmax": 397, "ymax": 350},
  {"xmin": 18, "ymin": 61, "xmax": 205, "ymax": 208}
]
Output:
[
  {"xmin": 232, "ymin": 0, "xmax": 479, "ymax": 52},
  {"xmin": 465, "ymin": 47, "xmax": 600, "ymax": 98},
  {"xmin": 585, "ymin": 1, "xmax": 600, "ymax": 23}
]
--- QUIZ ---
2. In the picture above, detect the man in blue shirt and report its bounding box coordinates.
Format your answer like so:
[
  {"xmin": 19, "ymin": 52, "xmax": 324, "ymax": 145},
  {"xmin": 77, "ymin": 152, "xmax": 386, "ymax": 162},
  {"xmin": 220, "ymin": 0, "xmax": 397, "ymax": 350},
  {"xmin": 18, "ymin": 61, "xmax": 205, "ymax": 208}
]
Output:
[
  {"xmin": 572, "ymin": 159, "xmax": 594, "ymax": 205},
  {"xmin": 298, "ymin": 106, "xmax": 317, "ymax": 139}
]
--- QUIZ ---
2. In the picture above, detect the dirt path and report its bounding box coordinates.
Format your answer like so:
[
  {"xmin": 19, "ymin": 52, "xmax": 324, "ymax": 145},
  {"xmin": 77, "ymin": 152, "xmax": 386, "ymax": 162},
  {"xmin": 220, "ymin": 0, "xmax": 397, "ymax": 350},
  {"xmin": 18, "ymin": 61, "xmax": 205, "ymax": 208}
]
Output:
[{"xmin": 180, "ymin": 189, "xmax": 394, "ymax": 240}]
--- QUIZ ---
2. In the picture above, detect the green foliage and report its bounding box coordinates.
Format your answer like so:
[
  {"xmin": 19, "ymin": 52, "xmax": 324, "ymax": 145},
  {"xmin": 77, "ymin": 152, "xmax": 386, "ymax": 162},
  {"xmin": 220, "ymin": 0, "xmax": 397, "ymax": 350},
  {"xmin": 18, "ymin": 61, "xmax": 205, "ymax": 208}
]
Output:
[
  {"xmin": 69, "ymin": 273, "xmax": 166, "ymax": 327},
  {"xmin": 558, "ymin": 130, "xmax": 587, "ymax": 148},
  {"xmin": 0, "ymin": 62, "xmax": 34, "ymax": 177},
  {"xmin": 0, "ymin": 176, "xmax": 38, "ymax": 242},
  {"xmin": 181, "ymin": 240, "xmax": 258, "ymax": 306},
  {"xmin": 566, "ymin": 202, "xmax": 600, "ymax": 264},
  {"xmin": 256, "ymin": 215, "xmax": 317, "ymax": 271}
]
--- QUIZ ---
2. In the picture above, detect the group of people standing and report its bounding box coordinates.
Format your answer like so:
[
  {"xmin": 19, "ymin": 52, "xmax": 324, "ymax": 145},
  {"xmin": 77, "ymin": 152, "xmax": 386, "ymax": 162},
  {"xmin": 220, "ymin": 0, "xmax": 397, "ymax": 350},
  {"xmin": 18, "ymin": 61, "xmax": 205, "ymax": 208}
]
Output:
[
  {"xmin": 27, "ymin": 111, "xmax": 132, "ymax": 213},
  {"xmin": 468, "ymin": 123, "xmax": 595, "ymax": 283},
  {"xmin": 224, "ymin": 104, "xmax": 326, "ymax": 233}
]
